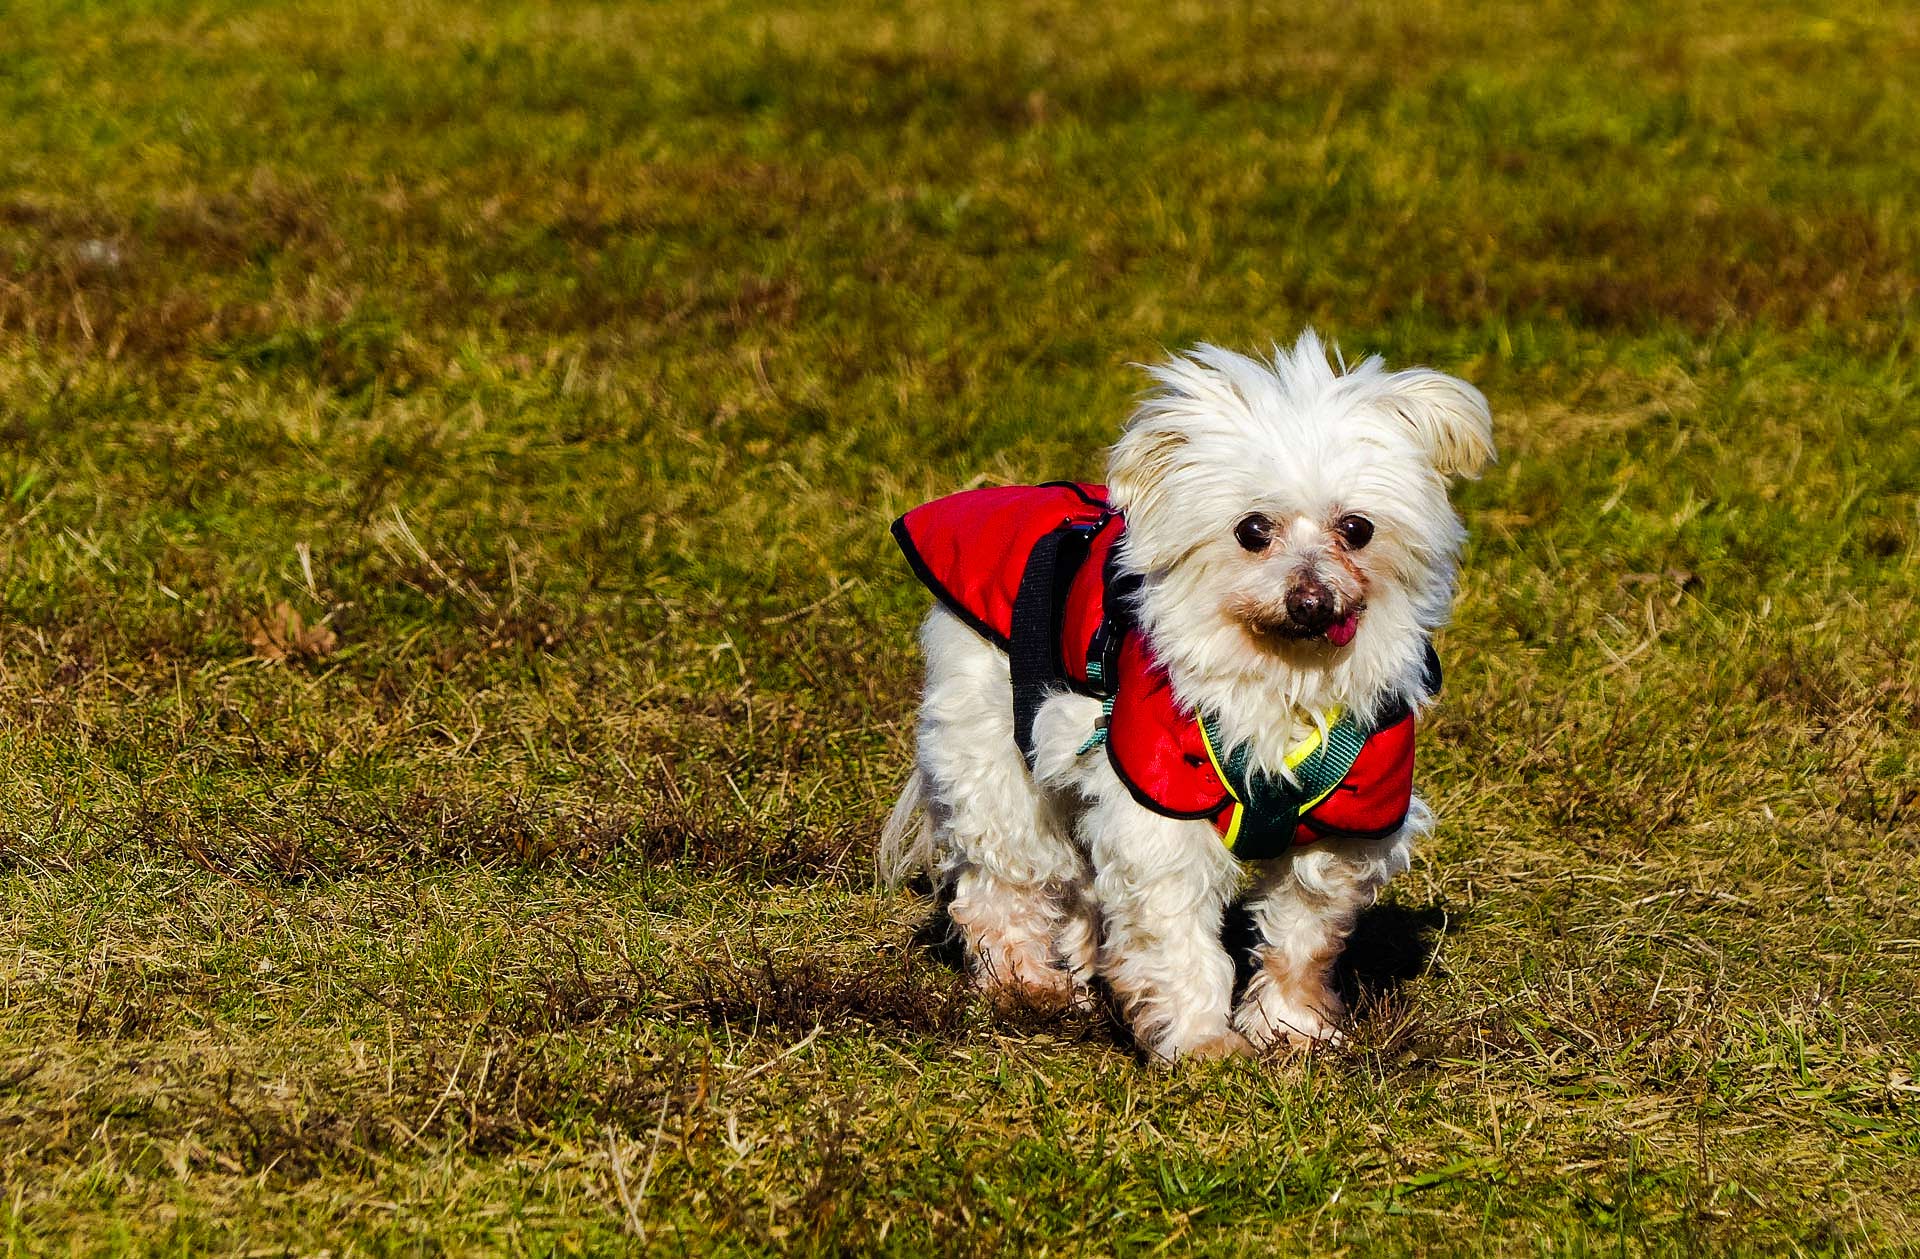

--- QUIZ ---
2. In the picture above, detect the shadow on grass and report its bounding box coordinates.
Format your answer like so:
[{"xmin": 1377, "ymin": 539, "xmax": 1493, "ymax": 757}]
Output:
[
  {"xmin": 907, "ymin": 875, "xmax": 967, "ymax": 970},
  {"xmin": 1333, "ymin": 900, "xmax": 1455, "ymax": 1006},
  {"xmin": 1220, "ymin": 898, "xmax": 1453, "ymax": 1009}
]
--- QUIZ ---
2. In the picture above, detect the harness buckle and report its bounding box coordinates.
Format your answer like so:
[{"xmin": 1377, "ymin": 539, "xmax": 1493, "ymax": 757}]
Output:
[{"xmin": 1076, "ymin": 699, "xmax": 1113, "ymax": 757}]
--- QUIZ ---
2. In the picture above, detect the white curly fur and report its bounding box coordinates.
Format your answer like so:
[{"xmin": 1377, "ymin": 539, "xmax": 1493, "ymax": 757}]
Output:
[{"xmin": 883, "ymin": 331, "xmax": 1491, "ymax": 1062}]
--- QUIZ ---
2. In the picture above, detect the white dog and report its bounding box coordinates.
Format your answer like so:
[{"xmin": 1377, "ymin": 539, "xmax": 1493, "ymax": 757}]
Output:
[{"xmin": 882, "ymin": 331, "xmax": 1492, "ymax": 1062}]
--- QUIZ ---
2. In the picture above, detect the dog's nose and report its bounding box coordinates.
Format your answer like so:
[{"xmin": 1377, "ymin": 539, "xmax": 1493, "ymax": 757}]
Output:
[{"xmin": 1286, "ymin": 577, "xmax": 1336, "ymax": 631}]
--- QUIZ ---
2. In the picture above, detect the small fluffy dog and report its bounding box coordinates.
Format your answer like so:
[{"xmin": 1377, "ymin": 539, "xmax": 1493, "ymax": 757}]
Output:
[{"xmin": 881, "ymin": 331, "xmax": 1492, "ymax": 1062}]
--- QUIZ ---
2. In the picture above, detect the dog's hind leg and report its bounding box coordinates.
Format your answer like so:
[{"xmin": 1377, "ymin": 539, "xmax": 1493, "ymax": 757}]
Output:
[
  {"xmin": 944, "ymin": 869, "xmax": 1078, "ymax": 1011},
  {"xmin": 914, "ymin": 609, "xmax": 1085, "ymax": 1010}
]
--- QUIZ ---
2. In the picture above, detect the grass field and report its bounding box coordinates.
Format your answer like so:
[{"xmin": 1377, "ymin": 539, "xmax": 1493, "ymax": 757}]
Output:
[{"xmin": 3, "ymin": 0, "xmax": 1918, "ymax": 1252}]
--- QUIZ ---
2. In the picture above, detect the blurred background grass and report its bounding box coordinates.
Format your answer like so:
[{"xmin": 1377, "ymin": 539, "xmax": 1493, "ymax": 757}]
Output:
[{"xmin": 1, "ymin": 0, "xmax": 1916, "ymax": 1253}]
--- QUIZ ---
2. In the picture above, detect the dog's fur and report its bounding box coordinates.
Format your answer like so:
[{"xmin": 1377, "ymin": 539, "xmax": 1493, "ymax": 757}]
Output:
[{"xmin": 882, "ymin": 332, "xmax": 1493, "ymax": 1062}]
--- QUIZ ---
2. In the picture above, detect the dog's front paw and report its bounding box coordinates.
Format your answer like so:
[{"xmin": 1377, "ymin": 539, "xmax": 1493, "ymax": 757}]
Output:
[
  {"xmin": 1143, "ymin": 1027, "xmax": 1253, "ymax": 1067},
  {"xmin": 1233, "ymin": 968, "xmax": 1348, "ymax": 1051},
  {"xmin": 1184, "ymin": 1029, "xmax": 1255, "ymax": 1062}
]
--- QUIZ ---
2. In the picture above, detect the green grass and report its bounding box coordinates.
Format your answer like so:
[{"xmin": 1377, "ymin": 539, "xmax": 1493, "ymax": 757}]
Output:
[{"xmin": 2, "ymin": 0, "xmax": 1918, "ymax": 1252}]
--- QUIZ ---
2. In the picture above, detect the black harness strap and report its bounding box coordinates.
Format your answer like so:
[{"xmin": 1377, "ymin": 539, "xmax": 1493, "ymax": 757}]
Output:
[
  {"xmin": 1092, "ymin": 546, "xmax": 1140, "ymax": 682},
  {"xmin": 1009, "ymin": 522, "xmax": 1100, "ymax": 767}
]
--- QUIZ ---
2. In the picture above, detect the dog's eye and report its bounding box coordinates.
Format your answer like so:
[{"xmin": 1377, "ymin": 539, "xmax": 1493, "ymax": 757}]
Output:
[
  {"xmin": 1233, "ymin": 514, "xmax": 1274, "ymax": 552},
  {"xmin": 1335, "ymin": 514, "xmax": 1375, "ymax": 550}
]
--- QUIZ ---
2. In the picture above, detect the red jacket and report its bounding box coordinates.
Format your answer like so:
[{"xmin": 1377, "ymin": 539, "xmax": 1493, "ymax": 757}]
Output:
[{"xmin": 894, "ymin": 483, "xmax": 1421, "ymax": 857}]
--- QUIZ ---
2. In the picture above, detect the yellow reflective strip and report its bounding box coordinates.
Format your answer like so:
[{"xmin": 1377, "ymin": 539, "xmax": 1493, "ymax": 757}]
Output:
[
  {"xmin": 1292, "ymin": 706, "xmax": 1347, "ymax": 811},
  {"xmin": 1281, "ymin": 705, "xmax": 1343, "ymax": 771},
  {"xmin": 1199, "ymin": 717, "xmax": 1240, "ymax": 803},
  {"xmin": 1223, "ymin": 803, "xmax": 1243, "ymax": 852},
  {"xmin": 1281, "ymin": 724, "xmax": 1325, "ymax": 770},
  {"xmin": 1299, "ymin": 780, "xmax": 1341, "ymax": 813},
  {"xmin": 1205, "ymin": 705, "xmax": 1345, "ymax": 792}
]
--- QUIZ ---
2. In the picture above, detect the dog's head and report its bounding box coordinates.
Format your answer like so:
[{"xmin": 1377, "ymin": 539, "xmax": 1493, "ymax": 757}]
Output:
[{"xmin": 1108, "ymin": 331, "xmax": 1492, "ymax": 714}]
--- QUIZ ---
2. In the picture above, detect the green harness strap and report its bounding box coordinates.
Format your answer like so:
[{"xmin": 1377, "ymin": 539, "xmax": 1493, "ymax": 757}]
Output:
[
  {"xmin": 1075, "ymin": 656, "xmax": 1372, "ymax": 861},
  {"xmin": 1076, "ymin": 657, "xmax": 1116, "ymax": 756},
  {"xmin": 1202, "ymin": 710, "xmax": 1370, "ymax": 860}
]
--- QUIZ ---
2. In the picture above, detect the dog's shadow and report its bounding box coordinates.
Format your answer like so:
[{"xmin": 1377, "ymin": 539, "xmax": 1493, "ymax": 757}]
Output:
[
  {"xmin": 1221, "ymin": 898, "xmax": 1454, "ymax": 1009},
  {"xmin": 910, "ymin": 881, "xmax": 1454, "ymax": 1032},
  {"xmin": 907, "ymin": 877, "xmax": 969, "ymax": 970}
]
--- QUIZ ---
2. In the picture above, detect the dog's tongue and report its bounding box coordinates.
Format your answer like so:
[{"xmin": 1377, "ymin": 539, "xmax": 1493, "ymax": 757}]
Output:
[{"xmin": 1325, "ymin": 615, "xmax": 1359, "ymax": 648}]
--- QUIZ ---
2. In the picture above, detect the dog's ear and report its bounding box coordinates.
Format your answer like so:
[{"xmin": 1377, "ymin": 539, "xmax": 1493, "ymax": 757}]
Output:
[
  {"xmin": 1105, "ymin": 418, "xmax": 1188, "ymax": 518},
  {"xmin": 1380, "ymin": 369, "xmax": 1495, "ymax": 479}
]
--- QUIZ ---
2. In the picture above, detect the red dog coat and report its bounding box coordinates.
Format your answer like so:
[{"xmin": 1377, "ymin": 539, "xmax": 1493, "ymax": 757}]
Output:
[{"xmin": 894, "ymin": 483, "xmax": 1426, "ymax": 858}]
